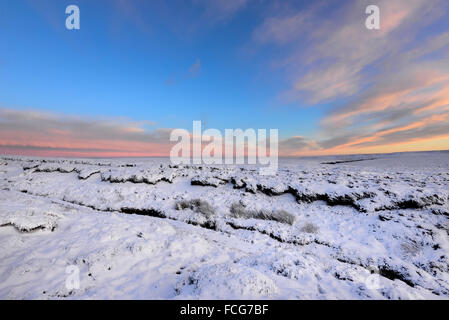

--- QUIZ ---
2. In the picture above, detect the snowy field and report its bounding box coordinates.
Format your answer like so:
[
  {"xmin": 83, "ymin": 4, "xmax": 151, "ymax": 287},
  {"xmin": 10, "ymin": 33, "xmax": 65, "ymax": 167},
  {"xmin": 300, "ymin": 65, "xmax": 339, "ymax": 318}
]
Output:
[{"xmin": 0, "ymin": 151, "xmax": 448, "ymax": 299}]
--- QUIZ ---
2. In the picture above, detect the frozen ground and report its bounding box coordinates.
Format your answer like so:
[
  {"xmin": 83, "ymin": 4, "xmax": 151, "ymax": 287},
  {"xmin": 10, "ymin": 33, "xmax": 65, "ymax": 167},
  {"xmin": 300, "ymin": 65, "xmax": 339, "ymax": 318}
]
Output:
[{"xmin": 0, "ymin": 151, "xmax": 448, "ymax": 299}]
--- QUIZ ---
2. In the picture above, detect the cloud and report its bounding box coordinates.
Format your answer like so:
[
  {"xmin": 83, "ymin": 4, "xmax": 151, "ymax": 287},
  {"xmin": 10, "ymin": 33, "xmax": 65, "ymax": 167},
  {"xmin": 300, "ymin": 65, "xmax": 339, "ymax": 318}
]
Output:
[
  {"xmin": 194, "ymin": 0, "xmax": 249, "ymax": 22},
  {"xmin": 0, "ymin": 109, "xmax": 174, "ymax": 157},
  {"xmin": 166, "ymin": 59, "xmax": 202, "ymax": 85},
  {"xmin": 189, "ymin": 59, "xmax": 202, "ymax": 76},
  {"xmin": 278, "ymin": 136, "xmax": 317, "ymax": 156},
  {"xmin": 111, "ymin": 0, "xmax": 249, "ymax": 39},
  {"xmin": 249, "ymin": 0, "xmax": 449, "ymax": 156},
  {"xmin": 316, "ymin": 36, "xmax": 449, "ymax": 152},
  {"xmin": 332, "ymin": 113, "xmax": 449, "ymax": 149},
  {"xmin": 254, "ymin": 0, "xmax": 446, "ymax": 103},
  {"xmin": 253, "ymin": 7, "xmax": 316, "ymax": 45}
]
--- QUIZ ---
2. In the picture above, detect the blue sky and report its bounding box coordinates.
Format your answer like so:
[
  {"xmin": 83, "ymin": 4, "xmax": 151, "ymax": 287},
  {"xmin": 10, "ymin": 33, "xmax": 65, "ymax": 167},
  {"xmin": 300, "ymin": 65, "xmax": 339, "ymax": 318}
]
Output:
[
  {"xmin": 1, "ymin": 0, "xmax": 449, "ymax": 157},
  {"xmin": 0, "ymin": 0, "xmax": 323, "ymax": 137}
]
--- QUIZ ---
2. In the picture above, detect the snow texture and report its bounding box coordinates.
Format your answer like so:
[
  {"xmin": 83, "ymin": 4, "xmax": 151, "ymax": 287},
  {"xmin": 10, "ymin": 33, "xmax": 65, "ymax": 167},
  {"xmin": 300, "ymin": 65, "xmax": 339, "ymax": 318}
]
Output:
[{"xmin": 0, "ymin": 151, "xmax": 448, "ymax": 299}]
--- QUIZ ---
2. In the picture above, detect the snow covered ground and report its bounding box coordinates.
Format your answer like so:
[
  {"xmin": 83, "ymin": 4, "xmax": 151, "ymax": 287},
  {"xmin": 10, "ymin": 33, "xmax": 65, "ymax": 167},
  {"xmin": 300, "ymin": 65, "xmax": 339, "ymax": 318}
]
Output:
[{"xmin": 0, "ymin": 151, "xmax": 448, "ymax": 299}]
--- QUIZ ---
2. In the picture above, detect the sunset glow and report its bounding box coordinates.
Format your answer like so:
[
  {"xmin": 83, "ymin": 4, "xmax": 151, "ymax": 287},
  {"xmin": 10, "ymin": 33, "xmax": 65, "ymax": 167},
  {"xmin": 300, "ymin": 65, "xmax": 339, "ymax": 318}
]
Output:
[{"xmin": 1, "ymin": 0, "xmax": 448, "ymax": 157}]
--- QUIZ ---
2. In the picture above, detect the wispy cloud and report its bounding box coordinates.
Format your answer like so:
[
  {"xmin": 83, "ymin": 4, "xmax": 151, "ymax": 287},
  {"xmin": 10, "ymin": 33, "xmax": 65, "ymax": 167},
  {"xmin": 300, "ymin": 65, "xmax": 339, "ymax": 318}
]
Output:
[
  {"xmin": 251, "ymin": 0, "xmax": 449, "ymax": 155},
  {"xmin": 278, "ymin": 136, "xmax": 318, "ymax": 156},
  {"xmin": 189, "ymin": 59, "xmax": 202, "ymax": 76},
  {"xmin": 193, "ymin": 0, "xmax": 250, "ymax": 23},
  {"xmin": 166, "ymin": 59, "xmax": 202, "ymax": 86},
  {"xmin": 255, "ymin": 0, "xmax": 446, "ymax": 103},
  {"xmin": 0, "ymin": 109, "xmax": 174, "ymax": 157},
  {"xmin": 111, "ymin": 0, "xmax": 249, "ymax": 39}
]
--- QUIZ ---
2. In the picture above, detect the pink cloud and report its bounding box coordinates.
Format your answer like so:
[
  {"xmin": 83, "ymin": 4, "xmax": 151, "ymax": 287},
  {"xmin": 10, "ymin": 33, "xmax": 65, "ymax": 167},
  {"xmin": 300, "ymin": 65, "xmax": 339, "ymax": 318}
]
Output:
[{"xmin": 0, "ymin": 109, "xmax": 174, "ymax": 157}]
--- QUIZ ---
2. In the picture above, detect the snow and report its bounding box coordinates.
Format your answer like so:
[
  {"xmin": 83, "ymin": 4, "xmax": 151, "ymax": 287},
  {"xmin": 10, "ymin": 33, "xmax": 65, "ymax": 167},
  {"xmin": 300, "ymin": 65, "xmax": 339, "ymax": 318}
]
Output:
[{"xmin": 0, "ymin": 151, "xmax": 448, "ymax": 299}]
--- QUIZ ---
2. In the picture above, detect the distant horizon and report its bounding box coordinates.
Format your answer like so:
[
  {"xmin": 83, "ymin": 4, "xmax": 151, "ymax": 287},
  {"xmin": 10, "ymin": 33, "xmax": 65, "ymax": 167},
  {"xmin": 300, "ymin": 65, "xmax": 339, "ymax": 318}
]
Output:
[{"xmin": 1, "ymin": 148, "xmax": 448, "ymax": 161}]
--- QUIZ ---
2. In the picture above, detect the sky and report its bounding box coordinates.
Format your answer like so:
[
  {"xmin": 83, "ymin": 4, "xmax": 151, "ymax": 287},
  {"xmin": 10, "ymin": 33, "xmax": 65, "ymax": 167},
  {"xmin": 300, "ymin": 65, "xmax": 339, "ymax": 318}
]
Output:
[{"xmin": 1, "ymin": 0, "xmax": 449, "ymax": 157}]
